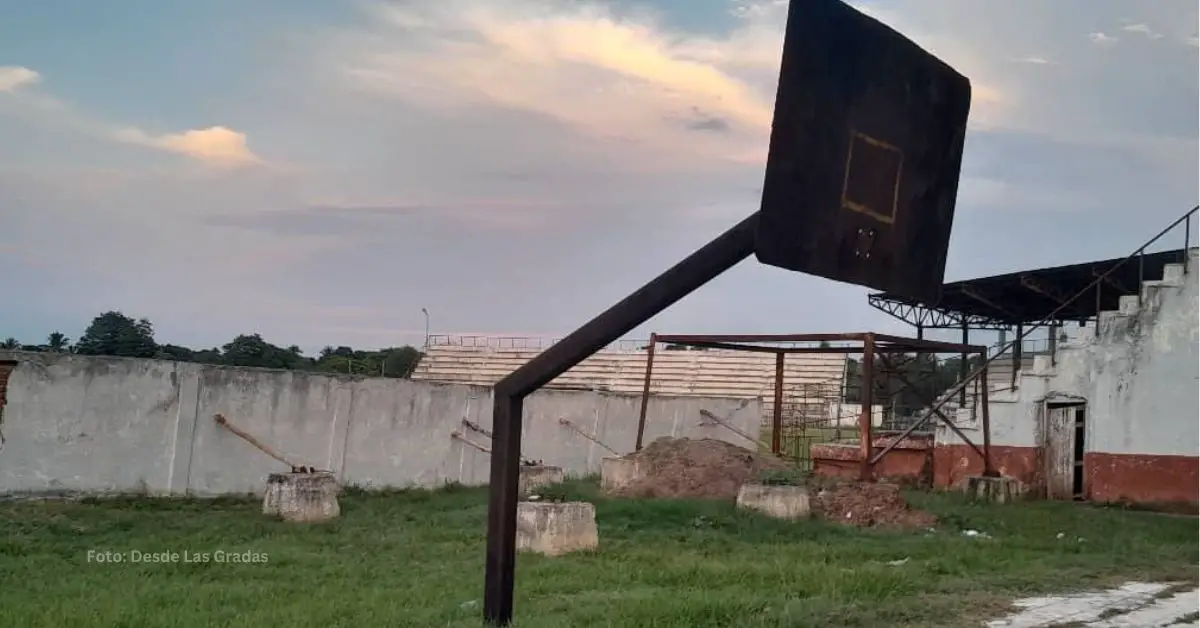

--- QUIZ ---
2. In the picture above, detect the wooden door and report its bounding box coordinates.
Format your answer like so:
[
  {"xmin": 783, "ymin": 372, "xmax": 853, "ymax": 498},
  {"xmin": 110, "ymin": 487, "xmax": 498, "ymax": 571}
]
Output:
[{"xmin": 1044, "ymin": 404, "xmax": 1080, "ymax": 500}]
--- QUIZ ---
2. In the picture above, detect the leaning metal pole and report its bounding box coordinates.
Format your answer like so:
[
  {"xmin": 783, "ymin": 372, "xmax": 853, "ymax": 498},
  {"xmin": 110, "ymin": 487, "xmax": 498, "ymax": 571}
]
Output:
[
  {"xmin": 483, "ymin": 213, "xmax": 760, "ymax": 626},
  {"xmin": 634, "ymin": 333, "xmax": 659, "ymax": 451}
]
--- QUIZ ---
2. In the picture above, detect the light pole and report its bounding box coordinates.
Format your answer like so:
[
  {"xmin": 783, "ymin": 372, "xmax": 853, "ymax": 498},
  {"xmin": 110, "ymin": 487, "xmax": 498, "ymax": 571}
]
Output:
[{"xmin": 421, "ymin": 308, "xmax": 430, "ymax": 351}]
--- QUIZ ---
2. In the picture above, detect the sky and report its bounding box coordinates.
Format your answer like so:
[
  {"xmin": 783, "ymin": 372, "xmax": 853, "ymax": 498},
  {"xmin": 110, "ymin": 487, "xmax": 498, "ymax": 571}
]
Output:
[{"xmin": 0, "ymin": 0, "xmax": 1197, "ymax": 354}]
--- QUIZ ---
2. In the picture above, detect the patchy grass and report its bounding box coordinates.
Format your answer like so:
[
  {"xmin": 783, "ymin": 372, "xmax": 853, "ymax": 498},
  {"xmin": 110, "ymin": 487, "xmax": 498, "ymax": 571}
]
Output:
[{"xmin": 0, "ymin": 480, "xmax": 1195, "ymax": 628}]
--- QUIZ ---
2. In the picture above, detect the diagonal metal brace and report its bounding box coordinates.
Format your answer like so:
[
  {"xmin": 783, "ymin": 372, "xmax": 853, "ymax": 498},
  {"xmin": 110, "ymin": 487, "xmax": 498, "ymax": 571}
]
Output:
[{"xmin": 867, "ymin": 356, "xmax": 984, "ymax": 466}]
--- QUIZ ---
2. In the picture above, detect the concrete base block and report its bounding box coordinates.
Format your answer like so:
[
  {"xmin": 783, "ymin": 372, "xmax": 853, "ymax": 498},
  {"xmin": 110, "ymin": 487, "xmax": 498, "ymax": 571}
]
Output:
[
  {"xmin": 263, "ymin": 472, "xmax": 341, "ymax": 523},
  {"xmin": 516, "ymin": 501, "xmax": 599, "ymax": 556},
  {"xmin": 966, "ymin": 475, "xmax": 1024, "ymax": 503},
  {"xmin": 600, "ymin": 457, "xmax": 644, "ymax": 493},
  {"xmin": 736, "ymin": 484, "xmax": 812, "ymax": 520},
  {"xmin": 518, "ymin": 465, "xmax": 565, "ymax": 495}
]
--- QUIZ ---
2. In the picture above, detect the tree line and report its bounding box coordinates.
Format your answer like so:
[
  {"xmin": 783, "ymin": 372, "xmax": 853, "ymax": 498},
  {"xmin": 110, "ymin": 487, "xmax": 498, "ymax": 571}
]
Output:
[
  {"xmin": 844, "ymin": 352, "xmax": 985, "ymax": 415},
  {"xmin": 2, "ymin": 311, "xmax": 423, "ymax": 378}
]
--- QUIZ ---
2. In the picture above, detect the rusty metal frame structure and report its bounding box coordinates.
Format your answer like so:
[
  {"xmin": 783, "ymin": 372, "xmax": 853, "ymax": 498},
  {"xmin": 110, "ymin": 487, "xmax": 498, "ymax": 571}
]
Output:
[{"xmin": 632, "ymin": 333, "xmax": 993, "ymax": 481}]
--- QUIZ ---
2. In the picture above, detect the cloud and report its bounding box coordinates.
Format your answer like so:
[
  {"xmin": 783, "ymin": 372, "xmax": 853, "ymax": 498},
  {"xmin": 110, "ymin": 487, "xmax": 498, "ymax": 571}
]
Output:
[
  {"xmin": 114, "ymin": 126, "xmax": 262, "ymax": 168},
  {"xmin": 0, "ymin": 66, "xmax": 261, "ymax": 168},
  {"xmin": 1089, "ymin": 32, "xmax": 1120, "ymax": 46},
  {"xmin": 335, "ymin": 0, "xmax": 777, "ymax": 167},
  {"xmin": 0, "ymin": 0, "xmax": 1196, "ymax": 352},
  {"xmin": 1121, "ymin": 23, "xmax": 1164, "ymax": 39},
  {"xmin": 330, "ymin": 0, "xmax": 1020, "ymax": 172},
  {"xmin": 0, "ymin": 66, "xmax": 39, "ymax": 92}
]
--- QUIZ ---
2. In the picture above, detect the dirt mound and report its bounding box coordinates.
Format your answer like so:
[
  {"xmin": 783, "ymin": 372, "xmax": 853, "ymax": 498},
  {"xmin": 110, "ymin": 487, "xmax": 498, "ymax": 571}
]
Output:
[
  {"xmin": 612, "ymin": 437, "xmax": 789, "ymax": 500},
  {"xmin": 812, "ymin": 481, "xmax": 937, "ymax": 529}
]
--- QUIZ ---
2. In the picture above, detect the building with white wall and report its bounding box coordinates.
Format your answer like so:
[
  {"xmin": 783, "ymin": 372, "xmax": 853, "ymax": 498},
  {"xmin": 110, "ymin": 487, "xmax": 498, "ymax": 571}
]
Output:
[{"xmin": 933, "ymin": 249, "xmax": 1198, "ymax": 507}]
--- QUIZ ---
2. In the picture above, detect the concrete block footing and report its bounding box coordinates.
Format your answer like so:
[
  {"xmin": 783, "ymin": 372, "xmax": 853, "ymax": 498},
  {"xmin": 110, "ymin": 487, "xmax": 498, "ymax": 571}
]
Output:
[
  {"xmin": 518, "ymin": 465, "xmax": 565, "ymax": 495},
  {"xmin": 736, "ymin": 483, "xmax": 813, "ymax": 520},
  {"xmin": 965, "ymin": 475, "xmax": 1024, "ymax": 503},
  {"xmin": 600, "ymin": 457, "xmax": 644, "ymax": 493},
  {"xmin": 515, "ymin": 501, "xmax": 599, "ymax": 556},
  {"xmin": 262, "ymin": 471, "xmax": 341, "ymax": 522}
]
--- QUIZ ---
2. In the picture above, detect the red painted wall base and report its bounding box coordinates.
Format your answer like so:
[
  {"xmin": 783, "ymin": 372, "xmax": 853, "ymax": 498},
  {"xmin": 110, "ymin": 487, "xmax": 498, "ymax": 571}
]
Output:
[
  {"xmin": 933, "ymin": 445, "xmax": 1199, "ymax": 509},
  {"xmin": 1085, "ymin": 452, "xmax": 1199, "ymax": 507},
  {"xmin": 813, "ymin": 440, "xmax": 1198, "ymax": 510},
  {"xmin": 933, "ymin": 444, "xmax": 1041, "ymax": 491},
  {"xmin": 811, "ymin": 435, "xmax": 933, "ymax": 485}
]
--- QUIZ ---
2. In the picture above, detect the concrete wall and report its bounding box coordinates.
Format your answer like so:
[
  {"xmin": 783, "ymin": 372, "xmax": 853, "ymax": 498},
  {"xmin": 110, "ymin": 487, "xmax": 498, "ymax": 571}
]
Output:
[
  {"xmin": 0, "ymin": 352, "xmax": 761, "ymax": 496},
  {"xmin": 935, "ymin": 251, "xmax": 1199, "ymax": 504}
]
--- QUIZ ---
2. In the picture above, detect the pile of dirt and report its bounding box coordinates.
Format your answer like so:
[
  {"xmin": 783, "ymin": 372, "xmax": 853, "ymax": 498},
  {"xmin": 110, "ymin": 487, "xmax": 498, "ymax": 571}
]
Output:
[
  {"xmin": 608, "ymin": 437, "xmax": 937, "ymax": 529},
  {"xmin": 812, "ymin": 480, "xmax": 938, "ymax": 529},
  {"xmin": 611, "ymin": 437, "xmax": 789, "ymax": 500}
]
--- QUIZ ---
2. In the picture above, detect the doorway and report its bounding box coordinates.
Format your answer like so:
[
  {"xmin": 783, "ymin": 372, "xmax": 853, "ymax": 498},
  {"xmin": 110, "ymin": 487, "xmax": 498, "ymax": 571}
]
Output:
[{"xmin": 1044, "ymin": 401, "xmax": 1086, "ymax": 500}]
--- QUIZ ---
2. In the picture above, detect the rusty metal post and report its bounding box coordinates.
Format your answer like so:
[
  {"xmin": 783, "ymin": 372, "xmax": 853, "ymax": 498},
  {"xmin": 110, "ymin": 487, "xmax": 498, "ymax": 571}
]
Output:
[
  {"xmin": 980, "ymin": 354, "xmax": 996, "ymax": 477},
  {"xmin": 858, "ymin": 334, "xmax": 876, "ymax": 480},
  {"xmin": 1011, "ymin": 323, "xmax": 1023, "ymax": 388},
  {"xmin": 1048, "ymin": 322, "xmax": 1058, "ymax": 367},
  {"xmin": 772, "ymin": 351, "xmax": 785, "ymax": 455},
  {"xmin": 634, "ymin": 333, "xmax": 658, "ymax": 451},
  {"xmin": 958, "ymin": 322, "xmax": 968, "ymax": 406},
  {"xmin": 1184, "ymin": 213, "xmax": 1192, "ymax": 273}
]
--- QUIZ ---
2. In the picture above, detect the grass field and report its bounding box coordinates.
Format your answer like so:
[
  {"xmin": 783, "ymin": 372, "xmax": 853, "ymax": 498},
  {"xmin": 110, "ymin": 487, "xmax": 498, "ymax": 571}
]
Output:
[{"xmin": 1, "ymin": 480, "xmax": 1195, "ymax": 628}]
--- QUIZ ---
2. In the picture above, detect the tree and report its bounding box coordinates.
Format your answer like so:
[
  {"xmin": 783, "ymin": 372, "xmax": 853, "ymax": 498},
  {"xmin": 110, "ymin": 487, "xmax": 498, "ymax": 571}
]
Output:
[
  {"xmin": 0, "ymin": 338, "xmax": 19, "ymax": 350},
  {"xmin": 379, "ymin": 346, "xmax": 422, "ymax": 377},
  {"xmin": 192, "ymin": 348, "xmax": 224, "ymax": 364},
  {"xmin": 156, "ymin": 344, "xmax": 196, "ymax": 362},
  {"xmin": 26, "ymin": 310, "xmax": 425, "ymax": 379},
  {"xmin": 46, "ymin": 331, "xmax": 71, "ymax": 352},
  {"xmin": 221, "ymin": 334, "xmax": 312, "ymax": 370},
  {"xmin": 74, "ymin": 311, "xmax": 158, "ymax": 358}
]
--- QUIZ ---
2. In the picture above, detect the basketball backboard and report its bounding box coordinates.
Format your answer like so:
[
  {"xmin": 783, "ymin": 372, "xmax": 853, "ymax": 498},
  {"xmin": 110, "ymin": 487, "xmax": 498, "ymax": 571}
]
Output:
[{"xmin": 754, "ymin": 0, "xmax": 972, "ymax": 303}]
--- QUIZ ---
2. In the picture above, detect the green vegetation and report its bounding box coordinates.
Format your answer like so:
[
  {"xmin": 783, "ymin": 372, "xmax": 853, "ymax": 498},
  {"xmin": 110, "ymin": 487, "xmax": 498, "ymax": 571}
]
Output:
[
  {"xmin": 2, "ymin": 310, "xmax": 422, "ymax": 377},
  {"xmin": 1, "ymin": 480, "xmax": 1195, "ymax": 627}
]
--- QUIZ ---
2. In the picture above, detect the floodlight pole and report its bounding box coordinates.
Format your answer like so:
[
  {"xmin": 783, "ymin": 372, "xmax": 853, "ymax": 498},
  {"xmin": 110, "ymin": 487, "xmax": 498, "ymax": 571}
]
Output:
[{"xmin": 484, "ymin": 213, "xmax": 760, "ymax": 625}]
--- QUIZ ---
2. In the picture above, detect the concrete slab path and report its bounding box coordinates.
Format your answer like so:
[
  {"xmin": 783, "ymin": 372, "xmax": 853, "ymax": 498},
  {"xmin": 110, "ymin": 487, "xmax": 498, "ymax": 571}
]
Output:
[{"xmin": 986, "ymin": 581, "xmax": 1199, "ymax": 627}]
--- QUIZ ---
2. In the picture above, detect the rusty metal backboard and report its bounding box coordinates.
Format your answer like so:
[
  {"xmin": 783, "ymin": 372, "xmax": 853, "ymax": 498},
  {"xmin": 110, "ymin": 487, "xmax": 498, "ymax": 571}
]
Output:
[{"xmin": 754, "ymin": 0, "xmax": 972, "ymax": 303}]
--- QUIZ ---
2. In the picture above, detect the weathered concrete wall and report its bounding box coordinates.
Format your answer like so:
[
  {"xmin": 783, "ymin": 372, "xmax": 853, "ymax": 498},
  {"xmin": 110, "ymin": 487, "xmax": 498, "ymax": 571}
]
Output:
[
  {"xmin": 936, "ymin": 251, "xmax": 1199, "ymax": 504},
  {"xmin": 0, "ymin": 352, "xmax": 761, "ymax": 496}
]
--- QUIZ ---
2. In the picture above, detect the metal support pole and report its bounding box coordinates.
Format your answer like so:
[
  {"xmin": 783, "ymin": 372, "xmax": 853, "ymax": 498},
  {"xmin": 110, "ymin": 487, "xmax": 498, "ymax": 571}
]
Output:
[
  {"xmin": 484, "ymin": 213, "xmax": 759, "ymax": 626},
  {"xmin": 1012, "ymin": 323, "xmax": 1023, "ymax": 389},
  {"xmin": 1137, "ymin": 253, "xmax": 1144, "ymax": 307},
  {"xmin": 980, "ymin": 356, "xmax": 995, "ymax": 476},
  {"xmin": 916, "ymin": 324, "xmax": 924, "ymax": 340},
  {"xmin": 772, "ymin": 352, "xmax": 785, "ymax": 455},
  {"xmin": 959, "ymin": 322, "xmax": 968, "ymax": 406},
  {"xmin": 858, "ymin": 335, "xmax": 876, "ymax": 481},
  {"xmin": 1048, "ymin": 322, "xmax": 1057, "ymax": 367},
  {"xmin": 1185, "ymin": 213, "xmax": 1192, "ymax": 274},
  {"xmin": 634, "ymin": 333, "xmax": 658, "ymax": 451}
]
